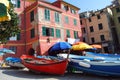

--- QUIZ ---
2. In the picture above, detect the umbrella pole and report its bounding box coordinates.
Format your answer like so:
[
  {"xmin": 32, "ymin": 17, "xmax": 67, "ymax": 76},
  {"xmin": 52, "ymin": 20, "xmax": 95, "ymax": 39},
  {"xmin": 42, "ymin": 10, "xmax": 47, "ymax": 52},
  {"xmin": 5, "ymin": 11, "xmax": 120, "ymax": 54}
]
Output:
[{"xmin": 67, "ymin": 49, "xmax": 71, "ymax": 59}]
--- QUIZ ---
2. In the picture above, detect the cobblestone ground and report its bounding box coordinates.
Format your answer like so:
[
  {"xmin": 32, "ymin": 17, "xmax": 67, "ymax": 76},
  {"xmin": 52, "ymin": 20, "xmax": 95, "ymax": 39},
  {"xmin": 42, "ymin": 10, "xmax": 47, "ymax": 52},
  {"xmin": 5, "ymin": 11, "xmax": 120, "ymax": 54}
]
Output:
[{"xmin": 0, "ymin": 67, "xmax": 120, "ymax": 80}]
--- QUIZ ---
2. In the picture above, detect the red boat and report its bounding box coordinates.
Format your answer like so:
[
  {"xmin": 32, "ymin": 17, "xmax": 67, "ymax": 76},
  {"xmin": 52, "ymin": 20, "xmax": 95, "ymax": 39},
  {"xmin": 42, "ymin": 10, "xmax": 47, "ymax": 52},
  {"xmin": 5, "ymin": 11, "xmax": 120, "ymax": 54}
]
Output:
[{"xmin": 20, "ymin": 55, "xmax": 68, "ymax": 75}]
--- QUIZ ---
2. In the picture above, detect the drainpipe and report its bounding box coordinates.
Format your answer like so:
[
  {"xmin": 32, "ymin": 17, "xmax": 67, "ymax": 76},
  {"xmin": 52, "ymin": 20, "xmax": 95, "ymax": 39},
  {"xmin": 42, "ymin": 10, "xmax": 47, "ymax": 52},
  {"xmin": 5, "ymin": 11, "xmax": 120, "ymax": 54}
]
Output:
[{"xmin": 23, "ymin": 0, "xmax": 27, "ymax": 54}]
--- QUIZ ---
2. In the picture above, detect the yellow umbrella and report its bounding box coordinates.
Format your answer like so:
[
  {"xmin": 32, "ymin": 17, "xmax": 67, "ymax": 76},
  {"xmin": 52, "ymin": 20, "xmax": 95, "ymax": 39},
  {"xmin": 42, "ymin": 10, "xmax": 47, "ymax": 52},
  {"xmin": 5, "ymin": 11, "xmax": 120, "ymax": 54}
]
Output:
[
  {"xmin": 0, "ymin": 0, "xmax": 11, "ymax": 22},
  {"xmin": 72, "ymin": 42, "xmax": 93, "ymax": 51}
]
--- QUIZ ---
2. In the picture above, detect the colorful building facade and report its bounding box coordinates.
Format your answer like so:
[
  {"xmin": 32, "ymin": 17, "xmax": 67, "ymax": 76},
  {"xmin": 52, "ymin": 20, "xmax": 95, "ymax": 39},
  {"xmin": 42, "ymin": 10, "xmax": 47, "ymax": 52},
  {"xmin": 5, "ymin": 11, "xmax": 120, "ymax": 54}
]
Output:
[
  {"xmin": 1, "ymin": 0, "xmax": 81, "ymax": 58},
  {"xmin": 80, "ymin": 9, "xmax": 114, "ymax": 53}
]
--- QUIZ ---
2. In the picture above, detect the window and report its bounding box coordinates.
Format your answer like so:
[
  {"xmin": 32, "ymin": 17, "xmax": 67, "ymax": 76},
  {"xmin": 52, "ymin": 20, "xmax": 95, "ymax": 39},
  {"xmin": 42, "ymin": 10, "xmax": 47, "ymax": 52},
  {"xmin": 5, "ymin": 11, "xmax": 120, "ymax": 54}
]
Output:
[
  {"xmin": 66, "ymin": 30, "xmax": 70, "ymax": 38},
  {"xmin": 100, "ymin": 35, "xmax": 105, "ymax": 41},
  {"xmin": 30, "ymin": 28, "xmax": 35, "ymax": 38},
  {"xmin": 118, "ymin": 17, "xmax": 120, "ymax": 23},
  {"xmin": 55, "ymin": 12, "xmax": 60, "ymax": 23},
  {"xmin": 17, "ymin": 32, "xmax": 20, "ymax": 40},
  {"xmin": 42, "ymin": 26, "xmax": 54, "ymax": 37},
  {"xmin": 83, "ymin": 37, "xmax": 86, "ymax": 42},
  {"xmin": 56, "ymin": 29, "xmax": 61, "ymax": 38},
  {"xmin": 30, "ymin": 10, "xmax": 34, "ymax": 22},
  {"xmin": 98, "ymin": 23, "xmax": 103, "ymax": 30},
  {"xmin": 116, "ymin": 7, "xmax": 120, "ymax": 13},
  {"xmin": 91, "ymin": 37, "xmax": 95, "ymax": 43},
  {"xmin": 70, "ymin": 8, "xmax": 76, "ymax": 14},
  {"xmin": 97, "ymin": 15, "xmax": 101, "ymax": 19},
  {"xmin": 80, "ymin": 20, "xmax": 82, "ymax": 25},
  {"xmin": 9, "ymin": 46, "xmax": 17, "ymax": 53},
  {"xmin": 9, "ymin": 36, "xmax": 17, "ymax": 41},
  {"xmin": 8, "ymin": 33, "xmax": 20, "ymax": 41},
  {"xmin": 63, "ymin": 5, "xmax": 69, "ymax": 11},
  {"xmin": 88, "ymin": 18, "xmax": 91, "ymax": 22},
  {"xmin": 10, "ymin": 0, "xmax": 20, "ymax": 8},
  {"xmin": 73, "ymin": 19, "xmax": 77, "ymax": 26},
  {"xmin": 89, "ymin": 26, "xmax": 94, "ymax": 32},
  {"xmin": 82, "ymin": 28, "xmax": 86, "ymax": 33},
  {"xmin": 74, "ymin": 31, "xmax": 78, "ymax": 39},
  {"xmin": 45, "ymin": 8, "xmax": 50, "ymax": 21},
  {"xmin": 65, "ymin": 16, "xmax": 69, "ymax": 24}
]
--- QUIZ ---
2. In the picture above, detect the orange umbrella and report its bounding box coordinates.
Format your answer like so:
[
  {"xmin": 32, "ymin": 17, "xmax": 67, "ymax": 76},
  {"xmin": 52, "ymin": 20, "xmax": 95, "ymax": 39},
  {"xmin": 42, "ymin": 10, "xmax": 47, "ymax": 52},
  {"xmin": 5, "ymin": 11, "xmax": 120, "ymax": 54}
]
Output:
[
  {"xmin": 72, "ymin": 42, "xmax": 93, "ymax": 51},
  {"xmin": 90, "ymin": 44, "xmax": 102, "ymax": 49}
]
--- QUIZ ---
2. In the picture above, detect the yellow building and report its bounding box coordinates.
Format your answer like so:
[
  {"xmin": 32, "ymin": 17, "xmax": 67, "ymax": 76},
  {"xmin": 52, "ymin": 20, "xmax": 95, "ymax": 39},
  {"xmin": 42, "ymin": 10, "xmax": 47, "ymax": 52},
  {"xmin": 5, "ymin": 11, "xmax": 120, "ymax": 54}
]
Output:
[{"xmin": 80, "ymin": 9, "xmax": 114, "ymax": 53}]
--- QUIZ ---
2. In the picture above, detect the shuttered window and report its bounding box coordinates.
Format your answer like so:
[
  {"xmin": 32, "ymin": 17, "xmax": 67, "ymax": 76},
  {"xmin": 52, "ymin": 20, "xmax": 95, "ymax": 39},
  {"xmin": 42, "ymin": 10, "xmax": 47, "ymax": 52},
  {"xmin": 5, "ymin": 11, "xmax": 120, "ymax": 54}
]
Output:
[
  {"xmin": 74, "ymin": 31, "xmax": 78, "ymax": 39},
  {"xmin": 65, "ymin": 16, "xmax": 69, "ymax": 24},
  {"xmin": 73, "ymin": 19, "xmax": 77, "ymax": 26},
  {"xmin": 55, "ymin": 12, "xmax": 60, "ymax": 23},
  {"xmin": 56, "ymin": 29, "xmax": 61, "ymax": 38},
  {"xmin": 45, "ymin": 8, "xmax": 50, "ymax": 21},
  {"xmin": 42, "ymin": 26, "xmax": 54, "ymax": 37},
  {"xmin": 66, "ymin": 30, "xmax": 70, "ymax": 38},
  {"xmin": 17, "ymin": 0, "xmax": 20, "ymax": 8},
  {"xmin": 17, "ymin": 32, "xmax": 20, "ymax": 40}
]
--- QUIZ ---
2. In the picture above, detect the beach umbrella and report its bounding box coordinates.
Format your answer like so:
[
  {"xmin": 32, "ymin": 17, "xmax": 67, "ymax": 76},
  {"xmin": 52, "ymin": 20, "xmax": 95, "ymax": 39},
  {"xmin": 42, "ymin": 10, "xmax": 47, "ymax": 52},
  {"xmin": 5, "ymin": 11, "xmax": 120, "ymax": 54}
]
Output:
[
  {"xmin": 0, "ymin": 0, "xmax": 11, "ymax": 22},
  {"xmin": 72, "ymin": 42, "xmax": 93, "ymax": 51},
  {"xmin": 90, "ymin": 44, "xmax": 102, "ymax": 49},
  {"xmin": 49, "ymin": 42, "xmax": 71, "ymax": 52},
  {"xmin": 0, "ymin": 48, "xmax": 15, "ymax": 55}
]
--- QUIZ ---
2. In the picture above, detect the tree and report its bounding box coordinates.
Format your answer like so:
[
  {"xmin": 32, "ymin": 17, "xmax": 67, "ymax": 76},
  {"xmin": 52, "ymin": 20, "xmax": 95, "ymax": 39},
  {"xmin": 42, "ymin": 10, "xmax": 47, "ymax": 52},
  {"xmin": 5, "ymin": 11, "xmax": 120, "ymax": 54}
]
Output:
[{"xmin": 0, "ymin": 2, "xmax": 20, "ymax": 44}]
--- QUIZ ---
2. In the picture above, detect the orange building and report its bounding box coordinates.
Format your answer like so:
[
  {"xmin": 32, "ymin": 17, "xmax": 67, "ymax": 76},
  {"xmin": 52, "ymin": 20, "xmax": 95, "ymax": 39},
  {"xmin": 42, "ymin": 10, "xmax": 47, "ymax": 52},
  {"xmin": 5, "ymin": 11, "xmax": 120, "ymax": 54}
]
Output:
[{"xmin": 1, "ymin": 0, "xmax": 81, "ymax": 58}]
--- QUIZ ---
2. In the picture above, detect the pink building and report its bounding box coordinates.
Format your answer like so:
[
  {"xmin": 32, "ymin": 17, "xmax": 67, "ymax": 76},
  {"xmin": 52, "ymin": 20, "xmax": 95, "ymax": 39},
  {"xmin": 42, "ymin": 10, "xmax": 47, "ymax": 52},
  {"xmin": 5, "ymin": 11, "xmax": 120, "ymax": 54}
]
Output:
[{"xmin": 1, "ymin": 0, "xmax": 81, "ymax": 58}]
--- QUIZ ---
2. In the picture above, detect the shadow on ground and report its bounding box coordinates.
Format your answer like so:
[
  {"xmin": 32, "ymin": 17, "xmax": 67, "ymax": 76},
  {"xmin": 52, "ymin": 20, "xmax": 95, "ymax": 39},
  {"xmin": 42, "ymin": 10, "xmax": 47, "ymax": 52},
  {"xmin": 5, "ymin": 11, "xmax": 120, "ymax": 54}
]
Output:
[{"xmin": 1, "ymin": 67, "xmax": 120, "ymax": 80}]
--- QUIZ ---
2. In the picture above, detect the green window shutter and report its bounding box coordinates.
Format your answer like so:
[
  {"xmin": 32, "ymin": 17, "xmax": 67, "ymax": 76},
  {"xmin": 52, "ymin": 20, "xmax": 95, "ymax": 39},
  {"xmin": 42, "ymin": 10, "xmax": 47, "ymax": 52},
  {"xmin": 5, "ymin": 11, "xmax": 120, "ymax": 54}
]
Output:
[
  {"xmin": 17, "ymin": 33, "xmax": 20, "ymax": 40},
  {"xmin": 74, "ymin": 19, "xmax": 77, "ymax": 26},
  {"xmin": 66, "ymin": 30, "xmax": 70, "ymax": 38},
  {"xmin": 45, "ymin": 9, "xmax": 47, "ymax": 20},
  {"xmin": 48, "ymin": 9, "xmax": 50, "ymax": 20},
  {"xmin": 65, "ymin": 16, "xmax": 69, "ymax": 24},
  {"xmin": 51, "ymin": 28, "xmax": 54, "ymax": 37},
  {"xmin": 17, "ymin": 0, "xmax": 20, "ymax": 8},
  {"xmin": 74, "ymin": 31, "xmax": 78, "ymax": 39},
  {"xmin": 55, "ymin": 12, "xmax": 59, "ymax": 23},
  {"xmin": 45, "ymin": 9, "xmax": 50, "ymax": 21},
  {"xmin": 56, "ymin": 29, "xmax": 61, "ymax": 38},
  {"xmin": 42, "ymin": 27, "xmax": 46, "ymax": 36}
]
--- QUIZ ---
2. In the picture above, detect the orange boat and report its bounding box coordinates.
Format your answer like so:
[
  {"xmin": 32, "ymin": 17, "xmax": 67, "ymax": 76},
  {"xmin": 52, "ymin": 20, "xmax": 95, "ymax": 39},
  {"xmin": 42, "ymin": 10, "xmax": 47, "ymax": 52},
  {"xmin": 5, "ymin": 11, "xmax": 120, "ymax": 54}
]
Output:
[{"xmin": 20, "ymin": 55, "xmax": 68, "ymax": 75}]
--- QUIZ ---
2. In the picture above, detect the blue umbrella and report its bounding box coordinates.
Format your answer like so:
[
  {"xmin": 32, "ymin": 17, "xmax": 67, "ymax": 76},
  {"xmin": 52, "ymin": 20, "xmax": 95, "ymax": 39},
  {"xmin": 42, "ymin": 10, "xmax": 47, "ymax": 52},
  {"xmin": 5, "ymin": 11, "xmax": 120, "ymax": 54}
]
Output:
[
  {"xmin": 0, "ymin": 48, "xmax": 15, "ymax": 55},
  {"xmin": 49, "ymin": 42, "xmax": 71, "ymax": 52}
]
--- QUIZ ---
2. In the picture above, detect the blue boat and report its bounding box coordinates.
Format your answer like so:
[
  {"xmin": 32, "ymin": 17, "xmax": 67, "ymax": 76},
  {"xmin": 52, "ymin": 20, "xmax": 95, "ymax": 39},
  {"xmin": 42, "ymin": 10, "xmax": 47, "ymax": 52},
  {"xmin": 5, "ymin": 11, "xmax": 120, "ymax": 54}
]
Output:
[
  {"xmin": 86, "ymin": 52, "xmax": 120, "ymax": 59},
  {"xmin": 57, "ymin": 53, "xmax": 119, "ymax": 61},
  {"xmin": 5, "ymin": 57, "xmax": 24, "ymax": 68},
  {"xmin": 68, "ymin": 58, "xmax": 120, "ymax": 76}
]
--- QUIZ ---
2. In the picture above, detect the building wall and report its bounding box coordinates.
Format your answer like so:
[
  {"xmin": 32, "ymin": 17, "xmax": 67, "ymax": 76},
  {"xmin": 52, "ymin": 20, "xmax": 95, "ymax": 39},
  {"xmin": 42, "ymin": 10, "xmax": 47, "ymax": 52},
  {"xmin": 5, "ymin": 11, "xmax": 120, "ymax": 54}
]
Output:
[
  {"xmin": 0, "ymin": 0, "xmax": 82, "ymax": 57},
  {"xmin": 111, "ymin": 6, "xmax": 120, "ymax": 52},
  {"xmin": 80, "ymin": 11, "xmax": 113, "ymax": 53},
  {"xmin": 87, "ymin": 13, "xmax": 111, "ymax": 44}
]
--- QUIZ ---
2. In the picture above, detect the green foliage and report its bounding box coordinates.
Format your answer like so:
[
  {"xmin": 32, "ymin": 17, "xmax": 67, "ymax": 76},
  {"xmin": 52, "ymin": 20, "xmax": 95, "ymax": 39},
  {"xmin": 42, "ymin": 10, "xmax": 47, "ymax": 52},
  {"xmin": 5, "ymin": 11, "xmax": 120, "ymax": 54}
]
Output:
[{"xmin": 0, "ymin": 3, "xmax": 20, "ymax": 44}]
